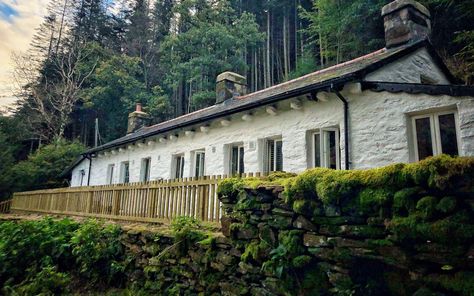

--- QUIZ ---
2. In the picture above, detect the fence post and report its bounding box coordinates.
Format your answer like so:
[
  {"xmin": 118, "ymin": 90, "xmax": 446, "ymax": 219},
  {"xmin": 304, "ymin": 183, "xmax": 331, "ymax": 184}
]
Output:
[
  {"xmin": 112, "ymin": 190, "xmax": 121, "ymax": 216},
  {"xmin": 87, "ymin": 191, "xmax": 94, "ymax": 213}
]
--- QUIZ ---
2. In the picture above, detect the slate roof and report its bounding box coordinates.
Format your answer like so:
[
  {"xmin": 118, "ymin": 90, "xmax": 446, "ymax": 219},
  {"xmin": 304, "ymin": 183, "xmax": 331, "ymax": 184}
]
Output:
[{"xmin": 84, "ymin": 40, "xmax": 444, "ymax": 157}]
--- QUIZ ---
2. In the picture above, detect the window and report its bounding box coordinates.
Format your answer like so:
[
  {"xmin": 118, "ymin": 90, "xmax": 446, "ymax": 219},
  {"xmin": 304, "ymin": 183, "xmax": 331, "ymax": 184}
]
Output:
[
  {"xmin": 194, "ymin": 151, "xmax": 205, "ymax": 177},
  {"xmin": 120, "ymin": 161, "xmax": 130, "ymax": 183},
  {"xmin": 173, "ymin": 155, "xmax": 185, "ymax": 179},
  {"xmin": 140, "ymin": 158, "xmax": 151, "ymax": 182},
  {"xmin": 265, "ymin": 138, "xmax": 283, "ymax": 173},
  {"xmin": 107, "ymin": 164, "xmax": 115, "ymax": 184},
  {"xmin": 80, "ymin": 169, "xmax": 86, "ymax": 186},
  {"xmin": 311, "ymin": 128, "xmax": 340, "ymax": 169},
  {"xmin": 412, "ymin": 111, "xmax": 459, "ymax": 161},
  {"xmin": 230, "ymin": 145, "xmax": 245, "ymax": 175}
]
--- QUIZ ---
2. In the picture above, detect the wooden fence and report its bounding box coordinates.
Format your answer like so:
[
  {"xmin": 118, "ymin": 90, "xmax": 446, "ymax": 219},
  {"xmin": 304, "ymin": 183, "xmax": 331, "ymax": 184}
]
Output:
[
  {"xmin": 11, "ymin": 175, "xmax": 233, "ymax": 224},
  {"xmin": 0, "ymin": 200, "xmax": 11, "ymax": 213}
]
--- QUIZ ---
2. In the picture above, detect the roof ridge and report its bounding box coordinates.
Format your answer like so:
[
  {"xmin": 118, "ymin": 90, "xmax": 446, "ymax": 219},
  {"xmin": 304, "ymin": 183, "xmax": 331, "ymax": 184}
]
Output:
[{"xmin": 237, "ymin": 47, "xmax": 389, "ymax": 100}]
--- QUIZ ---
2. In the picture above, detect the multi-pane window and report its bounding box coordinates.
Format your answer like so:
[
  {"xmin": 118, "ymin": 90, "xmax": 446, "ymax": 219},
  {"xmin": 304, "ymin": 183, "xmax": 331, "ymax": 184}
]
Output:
[
  {"xmin": 120, "ymin": 161, "xmax": 130, "ymax": 183},
  {"xmin": 311, "ymin": 128, "xmax": 340, "ymax": 169},
  {"xmin": 174, "ymin": 155, "xmax": 185, "ymax": 179},
  {"xmin": 412, "ymin": 111, "xmax": 459, "ymax": 161},
  {"xmin": 107, "ymin": 164, "xmax": 114, "ymax": 184},
  {"xmin": 230, "ymin": 145, "xmax": 245, "ymax": 175},
  {"xmin": 140, "ymin": 158, "xmax": 151, "ymax": 182},
  {"xmin": 266, "ymin": 138, "xmax": 283, "ymax": 173},
  {"xmin": 194, "ymin": 151, "xmax": 205, "ymax": 177}
]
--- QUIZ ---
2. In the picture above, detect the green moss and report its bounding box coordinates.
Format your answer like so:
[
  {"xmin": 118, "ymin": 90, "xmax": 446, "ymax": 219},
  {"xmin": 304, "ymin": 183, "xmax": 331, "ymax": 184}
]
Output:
[
  {"xmin": 217, "ymin": 178, "xmax": 245, "ymax": 202},
  {"xmin": 393, "ymin": 187, "xmax": 422, "ymax": 216},
  {"xmin": 358, "ymin": 188, "xmax": 392, "ymax": 215},
  {"xmin": 235, "ymin": 195, "xmax": 259, "ymax": 211},
  {"xmin": 241, "ymin": 240, "xmax": 270, "ymax": 262},
  {"xmin": 291, "ymin": 255, "xmax": 312, "ymax": 268},
  {"xmin": 436, "ymin": 196, "xmax": 457, "ymax": 214},
  {"xmin": 292, "ymin": 199, "xmax": 318, "ymax": 216},
  {"xmin": 390, "ymin": 210, "xmax": 474, "ymax": 245},
  {"xmin": 416, "ymin": 196, "xmax": 438, "ymax": 220}
]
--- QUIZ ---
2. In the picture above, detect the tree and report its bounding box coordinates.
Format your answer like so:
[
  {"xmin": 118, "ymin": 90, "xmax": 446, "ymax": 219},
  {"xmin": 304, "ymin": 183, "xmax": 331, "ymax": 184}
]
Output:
[
  {"xmin": 4, "ymin": 139, "xmax": 86, "ymax": 194},
  {"xmin": 80, "ymin": 47, "xmax": 170, "ymax": 141},
  {"xmin": 14, "ymin": 44, "xmax": 98, "ymax": 140}
]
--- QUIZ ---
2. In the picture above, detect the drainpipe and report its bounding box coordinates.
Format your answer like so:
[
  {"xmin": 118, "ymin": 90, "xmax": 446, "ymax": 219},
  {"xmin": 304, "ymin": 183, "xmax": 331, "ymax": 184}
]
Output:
[
  {"xmin": 331, "ymin": 87, "xmax": 350, "ymax": 170},
  {"xmin": 85, "ymin": 154, "xmax": 93, "ymax": 186}
]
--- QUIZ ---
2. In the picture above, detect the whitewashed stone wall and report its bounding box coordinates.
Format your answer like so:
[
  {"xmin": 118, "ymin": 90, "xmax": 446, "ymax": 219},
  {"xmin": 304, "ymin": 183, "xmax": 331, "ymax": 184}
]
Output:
[
  {"xmin": 348, "ymin": 91, "xmax": 474, "ymax": 169},
  {"xmin": 71, "ymin": 89, "xmax": 474, "ymax": 186},
  {"xmin": 71, "ymin": 98, "xmax": 346, "ymax": 186},
  {"xmin": 365, "ymin": 48, "xmax": 451, "ymax": 84}
]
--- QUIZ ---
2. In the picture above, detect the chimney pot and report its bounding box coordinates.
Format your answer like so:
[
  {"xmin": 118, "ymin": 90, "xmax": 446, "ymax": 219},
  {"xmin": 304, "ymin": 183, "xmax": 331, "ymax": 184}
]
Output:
[
  {"xmin": 127, "ymin": 103, "xmax": 150, "ymax": 134},
  {"xmin": 216, "ymin": 72, "xmax": 247, "ymax": 104},
  {"xmin": 382, "ymin": 0, "xmax": 431, "ymax": 48}
]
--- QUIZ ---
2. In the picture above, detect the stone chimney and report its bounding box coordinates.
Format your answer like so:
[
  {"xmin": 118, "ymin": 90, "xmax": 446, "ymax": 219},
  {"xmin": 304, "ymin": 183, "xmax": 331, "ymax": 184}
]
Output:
[
  {"xmin": 127, "ymin": 103, "xmax": 150, "ymax": 134},
  {"xmin": 382, "ymin": 0, "xmax": 431, "ymax": 48},
  {"xmin": 216, "ymin": 72, "xmax": 247, "ymax": 104}
]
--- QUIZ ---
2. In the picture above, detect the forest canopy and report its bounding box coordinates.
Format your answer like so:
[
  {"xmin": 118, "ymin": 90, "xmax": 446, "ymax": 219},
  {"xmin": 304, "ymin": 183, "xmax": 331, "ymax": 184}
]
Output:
[{"xmin": 0, "ymin": 0, "xmax": 473, "ymax": 199}]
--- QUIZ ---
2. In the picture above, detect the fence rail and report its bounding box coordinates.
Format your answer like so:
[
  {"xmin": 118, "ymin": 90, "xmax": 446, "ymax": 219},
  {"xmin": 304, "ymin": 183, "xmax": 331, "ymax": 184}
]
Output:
[
  {"xmin": 11, "ymin": 175, "xmax": 239, "ymax": 224},
  {"xmin": 0, "ymin": 200, "xmax": 12, "ymax": 213}
]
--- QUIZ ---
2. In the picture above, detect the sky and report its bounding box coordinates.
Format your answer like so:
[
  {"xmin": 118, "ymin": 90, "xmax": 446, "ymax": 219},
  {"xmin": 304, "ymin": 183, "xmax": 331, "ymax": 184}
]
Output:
[{"xmin": 0, "ymin": 0, "xmax": 48, "ymax": 110}]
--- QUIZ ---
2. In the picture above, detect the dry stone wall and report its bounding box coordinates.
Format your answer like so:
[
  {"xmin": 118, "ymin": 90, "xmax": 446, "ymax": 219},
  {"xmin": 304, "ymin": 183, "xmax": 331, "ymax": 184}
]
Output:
[{"xmin": 120, "ymin": 156, "xmax": 474, "ymax": 295}]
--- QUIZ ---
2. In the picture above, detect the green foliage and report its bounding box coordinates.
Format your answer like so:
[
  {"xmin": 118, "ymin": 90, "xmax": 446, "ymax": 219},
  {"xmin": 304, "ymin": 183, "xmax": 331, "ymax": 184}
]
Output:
[
  {"xmin": 71, "ymin": 219, "xmax": 125, "ymax": 285},
  {"xmin": 262, "ymin": 230, "xmax": 305, "ymax": 278},
  {"xmin": 0, "ymin": 217, "xmax": 78, "ymax": 289},
  {"xmin": 81, "ymin": 46, "xmax": 171, "ymax": 141},
  {"xmin": 171, "ymin": 217, "xmax": 207, "ymax": 255},
  {"xmin": 12, "ymin": 265, "xmax": 71, "ymax": 295},
  {"xmin": 241, "ymin": 240, "xmax": 270, "ymax": 263},
  {"xmin": 4, "ymin": 139, "xmax": 86, "ymax": 194},
  {"xmin": 0, "ymin": 218, "xmax": 129, "ymax": 294}
]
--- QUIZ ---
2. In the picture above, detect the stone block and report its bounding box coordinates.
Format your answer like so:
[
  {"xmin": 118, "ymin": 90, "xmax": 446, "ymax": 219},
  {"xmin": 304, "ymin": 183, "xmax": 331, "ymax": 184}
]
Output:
[
  {"xmin": 293, "ymin": 215, "xmax": 318, "ymax": 231},
  {"xmin": 303, "ymin": 233, "xmax": 329, "ymax": 248}
]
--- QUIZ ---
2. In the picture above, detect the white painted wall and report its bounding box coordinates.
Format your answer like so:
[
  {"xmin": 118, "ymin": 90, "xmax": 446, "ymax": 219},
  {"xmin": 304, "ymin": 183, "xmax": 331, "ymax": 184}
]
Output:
[
  {"xmin": 71, "ymin": 89, "xmax": 474, "ymax": 186},
  {"xmin": 365, "ymin": 48, "xmax": 451, "ymax": 84},
  {"xmin": 348, "ymin": 91, "xmax": 474, "ymax": 169}
]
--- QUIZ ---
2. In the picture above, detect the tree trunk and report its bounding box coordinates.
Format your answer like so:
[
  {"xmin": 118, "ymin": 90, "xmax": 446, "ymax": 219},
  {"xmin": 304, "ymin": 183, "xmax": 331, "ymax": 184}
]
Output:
[{"xmin": 266, "ymin": 8, "xmax": 271, "ymax": 88}]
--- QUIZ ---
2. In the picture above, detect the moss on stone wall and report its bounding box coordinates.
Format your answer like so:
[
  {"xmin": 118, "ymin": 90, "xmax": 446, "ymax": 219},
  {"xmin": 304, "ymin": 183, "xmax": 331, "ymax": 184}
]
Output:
[{"xmin": 217, "ymin": 155, "xmax": 474, "ymax": 295}]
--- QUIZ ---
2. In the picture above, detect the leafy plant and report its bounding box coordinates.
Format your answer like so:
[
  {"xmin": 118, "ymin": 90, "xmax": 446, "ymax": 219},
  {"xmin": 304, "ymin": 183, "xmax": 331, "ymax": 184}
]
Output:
[{"xmin": 70, "ymin": 219, "xmax": 124, "ymax": 285}]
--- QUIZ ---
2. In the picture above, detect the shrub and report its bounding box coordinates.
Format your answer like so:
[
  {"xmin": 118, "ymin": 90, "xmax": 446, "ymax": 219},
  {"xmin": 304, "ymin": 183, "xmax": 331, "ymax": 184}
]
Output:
[{"xmin": 70, "ymin": 219, "xmax": 125, "ymax": 285}]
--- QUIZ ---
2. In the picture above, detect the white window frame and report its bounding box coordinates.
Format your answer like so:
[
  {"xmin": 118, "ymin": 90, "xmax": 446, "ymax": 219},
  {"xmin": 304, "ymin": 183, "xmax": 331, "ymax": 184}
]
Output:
[
  {"xmin": 411, "ymin": 110, "xmax": 460, "ymax": 161},
  {"xmin": 264, "ymin": 137, "xmax": 283, "ymax": 173},
  {"xmin": 140, "ymin": 158, "xmax": 151, "ymax": 182},
  {"xmin": 107, "ymin": 164, "xmax": 115, "ymax": 184},
  {"xmin": 311, "ymin": 128, "xmax": 340, "ymax": 170},
  {"xmin": 173, "ymin": 154, "xmax": 185, "ymax": 179},
  {"xmin": 120, "ymin": 161, "xmax": 130, "ymax": 184},
  {"xmin": 229, "ymin": 144, "xmax": 245, "ymax": 176},
  {"xmin": 194, "ymin": 150, "xmax": 206, "ymax": 178}
]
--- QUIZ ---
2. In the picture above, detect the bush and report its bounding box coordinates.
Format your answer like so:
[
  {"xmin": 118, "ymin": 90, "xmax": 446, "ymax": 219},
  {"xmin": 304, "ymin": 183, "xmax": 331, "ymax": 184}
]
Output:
[
  {"xmin": 0, "ymin": 218, "xmax": 126, "ymax": 294},
  {"xmin": 71, "ymin": 219, "xmax": 125, "ymax": 285},
  {"xmin": 5, "ymin": 139, "xmax": 86, "ymax": 193},
  {"xmin": 0, "ymin": 217, "xmax": 79, "ymax": 288}
]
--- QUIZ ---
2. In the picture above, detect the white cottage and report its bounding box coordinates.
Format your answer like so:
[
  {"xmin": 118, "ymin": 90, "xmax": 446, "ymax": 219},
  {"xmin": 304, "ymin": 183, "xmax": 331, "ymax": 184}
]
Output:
[{"xmin": 69, "ymin": 0, "xmax": 474, "ymax": 187}]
